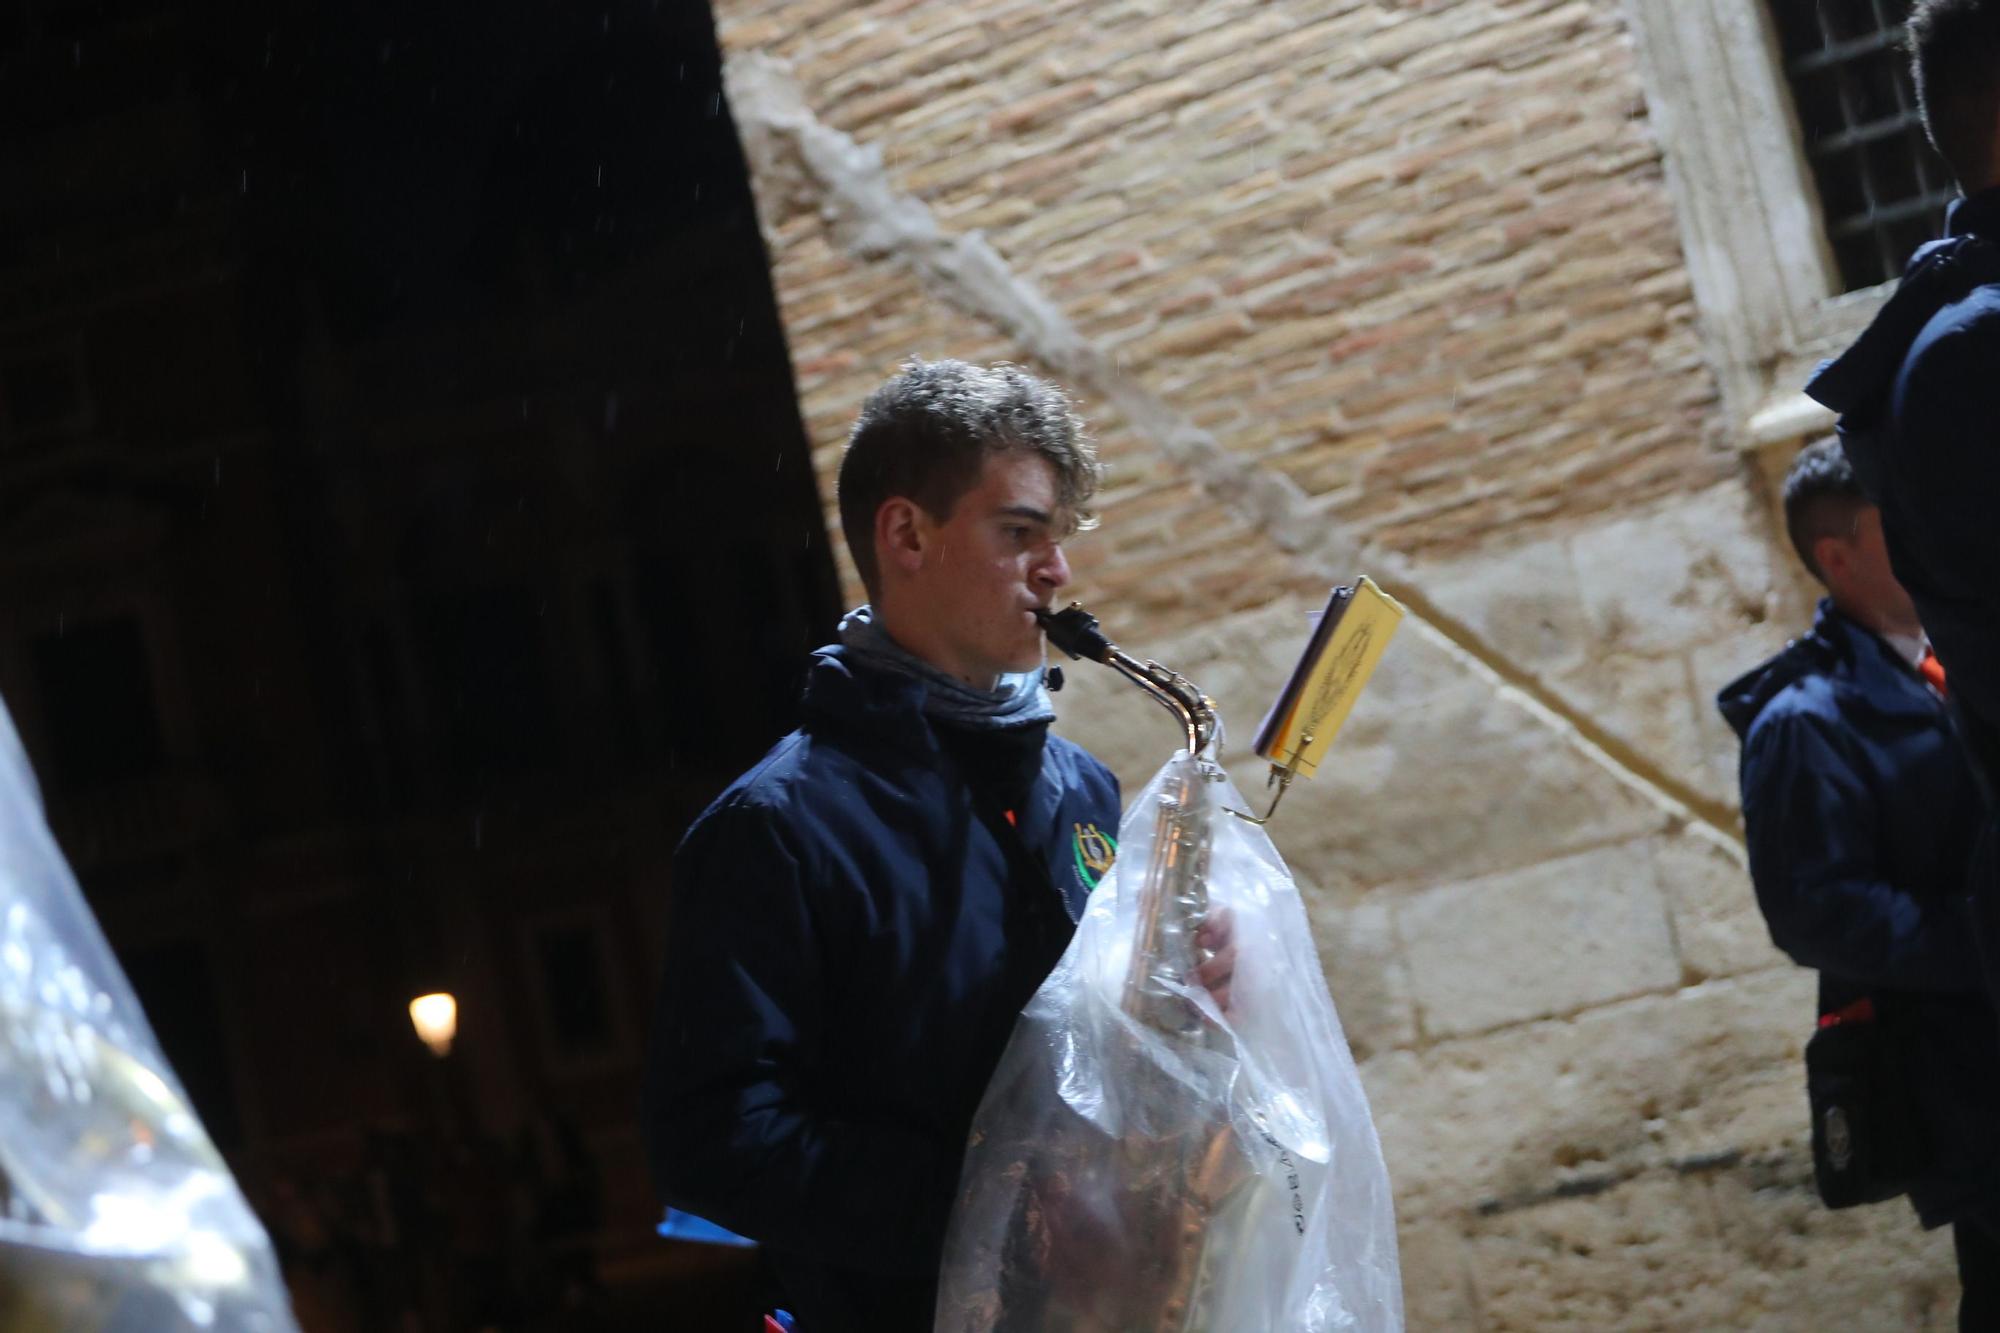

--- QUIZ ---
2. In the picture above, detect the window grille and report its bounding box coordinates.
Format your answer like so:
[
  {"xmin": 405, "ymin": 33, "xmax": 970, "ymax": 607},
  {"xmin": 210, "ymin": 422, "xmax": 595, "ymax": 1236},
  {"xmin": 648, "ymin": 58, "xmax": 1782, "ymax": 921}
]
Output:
[{"xmin": 1769, "ymin": 0, "xmax": 1957, "ymax": 291}]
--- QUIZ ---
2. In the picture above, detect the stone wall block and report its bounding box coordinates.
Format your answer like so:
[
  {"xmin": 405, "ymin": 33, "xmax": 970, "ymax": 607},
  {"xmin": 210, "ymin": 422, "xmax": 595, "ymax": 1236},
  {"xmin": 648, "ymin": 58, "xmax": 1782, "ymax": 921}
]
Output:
[
  {"xmin": 1302, "ymin": 887, "xmax": 1419, "ymax": 1062},
  {"xmin": 1362, "ymin": 970, "xmax": 1813, "ymax": 1219},
  {"xmin": 1462, "ymin": 1173, "xmax": 1736, "ymax": 1332},
  {"xmin": 1394, "ymin": 841, "xmax": 1682, "ymax": 1038},
  {"xmin": 1394, "ymin": 1216, "xmax": 1483, "ymax": 1333},
  {"xmin": 1569, "ymin": 486, "xmax": 1780, "ymax": 661},
  {"xmin": 1545, "ymin": 649, "xmax": 1715, "ymax": 805},
  {"xmin": 1409, "ymin": 530, "xmax": 1593, "ymax": 679},
  {"xmin": 1408, "ymin": 488, "xmax": 1787, "ymax": 809},
  {"xmin": 1266, "ymin": 621, "xmax": 1665, "ymax": 890},
  {"xmin": 1645, "ymin": 830, "xmax": 1781, "ymax": 983},
  {"xmin": 1457, "ymin": 1160, "xmax": 1945, "ymax": 1331},
  {"xmin": 1701, "ymin": 1170, "xmax": 1958, "ymax": 1331}
]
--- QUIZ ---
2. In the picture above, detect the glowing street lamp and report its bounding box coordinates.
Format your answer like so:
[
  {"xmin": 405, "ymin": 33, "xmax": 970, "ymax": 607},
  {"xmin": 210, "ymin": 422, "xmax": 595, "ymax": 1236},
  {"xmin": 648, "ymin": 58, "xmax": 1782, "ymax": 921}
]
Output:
[{"xmin": 408, "ymin": 992, "xmax": 458, "ymax": 1058}]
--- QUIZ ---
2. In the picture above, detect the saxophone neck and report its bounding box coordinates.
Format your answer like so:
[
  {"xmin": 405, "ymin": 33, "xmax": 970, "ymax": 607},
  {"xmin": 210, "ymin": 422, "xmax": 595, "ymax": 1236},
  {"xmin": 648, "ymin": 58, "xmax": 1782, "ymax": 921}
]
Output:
[{"xmin": 1036, "ymin": 603, "xmax": 1219, "ymax": 757}]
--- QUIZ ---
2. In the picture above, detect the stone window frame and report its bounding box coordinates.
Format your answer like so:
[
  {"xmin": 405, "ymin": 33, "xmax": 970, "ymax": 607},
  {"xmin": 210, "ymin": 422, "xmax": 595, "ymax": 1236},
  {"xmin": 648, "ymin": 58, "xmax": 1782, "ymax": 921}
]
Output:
[
  {"xmin": 1765, "ymin": 3, "xmax": 1954, "ymax": 293},
  {"xmin": 1622, "ymin": 0, "xmax": 1920, "ymax": 445}
]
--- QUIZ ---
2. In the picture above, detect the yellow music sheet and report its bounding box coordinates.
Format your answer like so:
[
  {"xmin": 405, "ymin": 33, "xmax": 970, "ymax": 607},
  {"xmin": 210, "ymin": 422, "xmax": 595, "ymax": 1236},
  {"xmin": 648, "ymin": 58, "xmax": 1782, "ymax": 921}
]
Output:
[{"xmin": 1252, "ymin": 577, "xmax": 1405, "ymax": 780}]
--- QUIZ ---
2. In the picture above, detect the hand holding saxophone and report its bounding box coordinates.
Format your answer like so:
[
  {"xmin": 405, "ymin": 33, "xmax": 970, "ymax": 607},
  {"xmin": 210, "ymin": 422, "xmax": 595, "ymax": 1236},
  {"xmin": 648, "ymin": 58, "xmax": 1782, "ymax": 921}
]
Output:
[{"xmin": 1192, "ymin": 905, "xmax": 1236, "ymax": 1016}]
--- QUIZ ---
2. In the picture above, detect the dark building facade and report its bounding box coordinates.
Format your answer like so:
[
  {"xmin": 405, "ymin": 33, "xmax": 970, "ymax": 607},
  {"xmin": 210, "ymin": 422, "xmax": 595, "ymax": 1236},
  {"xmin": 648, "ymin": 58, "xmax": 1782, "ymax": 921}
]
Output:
[{"xmin": 0, "ymin": 1, "xmax": 837, "ymax": 1326}]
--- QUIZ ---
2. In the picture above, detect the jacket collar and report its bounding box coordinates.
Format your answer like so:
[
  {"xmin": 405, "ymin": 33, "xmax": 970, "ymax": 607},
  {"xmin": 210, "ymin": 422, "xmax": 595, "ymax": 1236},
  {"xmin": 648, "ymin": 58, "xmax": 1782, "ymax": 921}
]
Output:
[
  {"xmin": 799, "ymin": 645, "xmax": 1079, "ymax": 854},
  {"xmin": 1948, "ymin": 184, "xmax": 2000, "ymax": 239},
  {"xmin": 798, "ymin": 644, "xmax": 941, "ymax": 758},
  {"xmin": 1718, "ymin": 600, "xmax": 1938, "ymax": 737},
  {"xmin": 1811, "ymin": 601, "xmax": 1941, "ymax": 720}
]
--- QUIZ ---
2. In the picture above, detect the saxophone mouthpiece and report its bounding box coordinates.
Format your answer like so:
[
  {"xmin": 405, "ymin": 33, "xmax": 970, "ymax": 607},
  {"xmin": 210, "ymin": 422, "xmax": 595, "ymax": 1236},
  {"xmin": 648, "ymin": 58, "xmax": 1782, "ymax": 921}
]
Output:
[{"xmin": 1036, "ymin": 602, "xmax": 1114, "ymax": 663}]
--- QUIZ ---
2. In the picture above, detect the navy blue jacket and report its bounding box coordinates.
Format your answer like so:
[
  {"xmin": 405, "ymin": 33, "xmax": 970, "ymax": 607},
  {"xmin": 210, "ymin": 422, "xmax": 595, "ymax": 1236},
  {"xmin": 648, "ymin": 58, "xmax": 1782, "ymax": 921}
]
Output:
[
  {"xmin": 643, "ymin": 646, "xmax": 1120, "ymax": 1331},
  {"xmin": 1806, "ymin": 187, "xmax": 2000, "ymax": 800},
  {"xmin": 1718, "ymin": 603, "xmax": 2000, "ymax": 1224}
]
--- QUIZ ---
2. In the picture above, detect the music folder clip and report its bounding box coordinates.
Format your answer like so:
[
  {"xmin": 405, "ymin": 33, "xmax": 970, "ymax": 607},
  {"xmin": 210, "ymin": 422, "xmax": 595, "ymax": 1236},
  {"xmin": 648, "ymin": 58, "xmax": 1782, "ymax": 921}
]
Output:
[{"xmin": 1242, "ymin": 577, "xmax": 1405, "ymax": 823}]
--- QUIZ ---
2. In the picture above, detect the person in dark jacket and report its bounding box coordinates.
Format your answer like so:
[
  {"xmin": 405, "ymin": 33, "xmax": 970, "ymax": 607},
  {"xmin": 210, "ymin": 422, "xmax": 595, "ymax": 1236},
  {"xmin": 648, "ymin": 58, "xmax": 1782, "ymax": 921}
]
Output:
[
  {"xmin": 1805, "ymin": 0, "xmax": 2000, "ymax": 792},
  {"xmin": 643, "ymin": 360, "xmax": 1233, "ymax": 1332},
  {"xmin": 1803, "ymin": 1, "xmax": 2000, "ymax": 1038},
  {"xmin": 1718, "ymin": 439, "xmax": 2000, "ymax": 1327}
]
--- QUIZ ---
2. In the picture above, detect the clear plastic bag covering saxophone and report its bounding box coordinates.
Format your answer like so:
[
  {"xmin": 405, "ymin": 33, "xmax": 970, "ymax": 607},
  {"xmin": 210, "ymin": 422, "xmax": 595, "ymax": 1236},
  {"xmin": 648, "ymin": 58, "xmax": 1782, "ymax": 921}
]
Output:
[
  {"xmin": 0, "ymin": 701, "xmax": 298, "ymax": 1332},
  {"xmin": 934, "ymin": 749, "xmax": 1402, "ymax": 1332}
]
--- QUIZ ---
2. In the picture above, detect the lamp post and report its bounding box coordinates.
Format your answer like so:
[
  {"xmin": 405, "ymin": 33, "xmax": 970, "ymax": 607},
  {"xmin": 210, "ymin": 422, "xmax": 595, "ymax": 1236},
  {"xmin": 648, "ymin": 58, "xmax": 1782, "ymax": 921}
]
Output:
[
  {"xmin": 408, "ymin": 992, "xmax": 458, "ymax": 1058},
  {"xmin": 401, "ymin": 989, "xmax": 465, "ymax": 1328}
]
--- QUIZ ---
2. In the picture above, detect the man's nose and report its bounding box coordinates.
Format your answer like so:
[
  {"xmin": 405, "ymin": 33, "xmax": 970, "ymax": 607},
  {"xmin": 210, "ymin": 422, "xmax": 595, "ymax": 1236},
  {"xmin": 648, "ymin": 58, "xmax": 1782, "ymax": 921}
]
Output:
[{"xmin": 1035, "ymin": 543, "xmax": 1071, "ymax": 592}]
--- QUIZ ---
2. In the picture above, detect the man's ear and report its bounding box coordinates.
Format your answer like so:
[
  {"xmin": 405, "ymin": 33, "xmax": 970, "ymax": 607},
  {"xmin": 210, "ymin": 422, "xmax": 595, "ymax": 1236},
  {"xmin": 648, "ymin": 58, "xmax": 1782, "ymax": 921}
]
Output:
[
  {"xmin": 875, "ymin": 497, "xmax": 928, "ymax": 579},
  {"xmin": 1813, "ymin": 532, "xmax": 1849, "ymax": 584}
]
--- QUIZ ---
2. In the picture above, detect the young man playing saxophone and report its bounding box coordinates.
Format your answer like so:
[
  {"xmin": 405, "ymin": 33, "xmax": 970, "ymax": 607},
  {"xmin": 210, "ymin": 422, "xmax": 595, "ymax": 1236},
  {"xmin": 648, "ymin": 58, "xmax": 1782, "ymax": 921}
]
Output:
[{"xmin": 643, "ymin": 359, "xmax": 1233, "ymax": 1332}]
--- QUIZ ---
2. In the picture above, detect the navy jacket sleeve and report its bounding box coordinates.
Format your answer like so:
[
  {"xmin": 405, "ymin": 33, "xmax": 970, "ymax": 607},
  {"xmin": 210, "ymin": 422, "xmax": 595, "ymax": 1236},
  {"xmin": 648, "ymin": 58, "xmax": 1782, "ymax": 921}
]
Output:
[
  {"xmin": 643, "ymin": 800, "xmax": 946, "ymax": 1276},
  {"xmin": 1895, "ymin": 319, "xmax": 2000, "ymax": 574},
  {"xmin": 1741, "ymin": 707, "xmax": 1982, "ymax": 992},
  {"xmin": 1893, "ymin": 316, "xmax": 2000, "ymax": 737}
]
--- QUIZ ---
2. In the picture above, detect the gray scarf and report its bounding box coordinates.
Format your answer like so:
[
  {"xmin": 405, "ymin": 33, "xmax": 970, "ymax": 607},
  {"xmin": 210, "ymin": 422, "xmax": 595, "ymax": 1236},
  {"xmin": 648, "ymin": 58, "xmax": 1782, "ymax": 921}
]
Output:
[{"xmin": 837, "ymin": 605, "xmax": 1055, "ymax": 731}]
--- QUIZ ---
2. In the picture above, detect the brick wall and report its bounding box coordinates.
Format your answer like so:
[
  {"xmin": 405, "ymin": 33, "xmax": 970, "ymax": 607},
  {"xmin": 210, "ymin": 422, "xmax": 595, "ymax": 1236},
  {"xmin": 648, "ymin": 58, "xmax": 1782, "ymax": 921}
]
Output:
[{"xmin": 711, "ymin": 0, "xmax": 1957, "ymax": 1325}]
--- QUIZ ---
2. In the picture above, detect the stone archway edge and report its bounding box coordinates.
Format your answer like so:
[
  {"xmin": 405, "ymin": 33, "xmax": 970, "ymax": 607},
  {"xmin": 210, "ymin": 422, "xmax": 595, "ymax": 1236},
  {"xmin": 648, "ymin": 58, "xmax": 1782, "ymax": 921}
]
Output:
[{"xmin": 722, "ymin": 49, "xmax": 1743, "ymax": 852}]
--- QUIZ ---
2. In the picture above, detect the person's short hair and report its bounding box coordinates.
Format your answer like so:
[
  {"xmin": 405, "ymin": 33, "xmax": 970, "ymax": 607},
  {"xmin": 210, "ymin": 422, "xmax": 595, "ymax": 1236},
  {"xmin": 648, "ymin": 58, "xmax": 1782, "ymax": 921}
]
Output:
[
  {"xmin": 1910, "ymin": 0, "xmax": 2000, "ymax": 188},
  {"xmin": 835, "ymin": 359, "xmax": 1100, "ymax": 593},
  {"xmin": 1782, "ymin": 437, "xmax": 1869, "ymax": 582}
]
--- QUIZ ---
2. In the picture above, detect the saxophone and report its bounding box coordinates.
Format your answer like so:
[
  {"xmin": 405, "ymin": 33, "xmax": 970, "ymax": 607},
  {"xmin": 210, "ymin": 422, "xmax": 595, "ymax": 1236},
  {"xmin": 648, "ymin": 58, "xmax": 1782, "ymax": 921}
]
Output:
[
  {"xmin": 964, "ymin": 606, "xmax": 1264, "ymax": 1333},
  {"xmin": 939, "ymin": 601, "xmax": 1404, "ymax": 1333},
  {"xmin": 1035, "ymin": 604, "xmax": 1221, "ymax": 1034}
]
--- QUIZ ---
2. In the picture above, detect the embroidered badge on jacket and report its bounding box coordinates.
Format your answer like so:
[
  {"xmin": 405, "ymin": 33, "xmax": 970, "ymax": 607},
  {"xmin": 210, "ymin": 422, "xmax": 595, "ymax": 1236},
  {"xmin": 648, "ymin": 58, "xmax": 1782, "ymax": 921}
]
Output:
[{"xmin": 1072, "ymin": 821, "xmax": 1117, "ymax": 890}]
